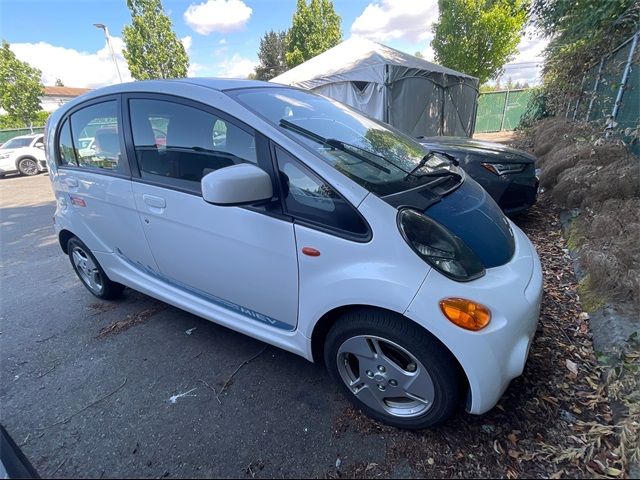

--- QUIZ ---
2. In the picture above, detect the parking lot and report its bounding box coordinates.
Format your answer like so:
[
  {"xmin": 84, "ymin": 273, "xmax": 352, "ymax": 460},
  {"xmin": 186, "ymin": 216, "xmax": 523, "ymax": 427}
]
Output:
[
  {"xmin": 1, "ymin": 174, "xmax": 611, "ymax": 478},
  {"xmin": 1, "ymin": 174, "xmax": 370, "ymax": 477}
]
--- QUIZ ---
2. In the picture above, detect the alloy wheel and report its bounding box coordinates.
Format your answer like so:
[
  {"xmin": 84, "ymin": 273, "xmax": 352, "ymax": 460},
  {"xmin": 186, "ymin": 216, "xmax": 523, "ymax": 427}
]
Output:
[{"xmin": 336, "ymin": 335, "xmax": 435, "ymax": 418}]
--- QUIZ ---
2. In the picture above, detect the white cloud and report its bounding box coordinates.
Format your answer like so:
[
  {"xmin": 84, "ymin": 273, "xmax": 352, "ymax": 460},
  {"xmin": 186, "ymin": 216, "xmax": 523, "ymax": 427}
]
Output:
[
  {"xmin": 497, "ymin": 29, "xmax": 548, "ymax": 86},
  {"xmin": 184, "ymin": 0, "xmax": 252, "ymax": 35},
  {"xmin": 217, "ymin": 54, "xmax": 257, "ymax": 78},
  {"xmin": 181, "ymin": 35, "xmax": 193, "ymax": 52},
  {"xmin": 351, "ymin": 0, "xmax": 438, "ymax": 43},
  {"xmin": 10, "ymin": 38, "xmax": 132, "ymax": 88},
  {"xmin": 188, "ymin": 62, "xmax": 206, "ymax": 77},
  {"xmin": 219, "ymin": 38, "xmax": 227, "ymax": 45}
]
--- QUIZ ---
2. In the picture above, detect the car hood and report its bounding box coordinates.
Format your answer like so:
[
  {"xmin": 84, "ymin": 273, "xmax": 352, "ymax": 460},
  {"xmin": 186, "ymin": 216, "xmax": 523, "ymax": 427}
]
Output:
[
  {"xmin": 0, "ymin": 148, "xmax": 17, "ymax": 155},
  {"xmin": 420, "ymin": 136, "xmax": 536, "ymax": 163},
  {"xmin": 424, "ymin": 177, "xmax": 516, "ymax": 268}
]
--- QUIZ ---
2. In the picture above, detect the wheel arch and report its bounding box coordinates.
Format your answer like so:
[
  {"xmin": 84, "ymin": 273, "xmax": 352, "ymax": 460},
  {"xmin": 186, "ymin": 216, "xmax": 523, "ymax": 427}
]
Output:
[
  {"xmin": 58, "ymin": 229, "xmax": 75, "ymax": 254},
  {"xmin": 14, "ymin": 155, "xmax": 37, "ymax": 169},
  {"xmin": 310, "ymin": 304, "xmax": 470, "ymax": 405}
]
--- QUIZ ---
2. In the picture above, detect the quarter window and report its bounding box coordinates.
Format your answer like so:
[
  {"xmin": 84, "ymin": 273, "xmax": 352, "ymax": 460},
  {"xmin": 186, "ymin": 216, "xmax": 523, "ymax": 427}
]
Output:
[
  {"xmin": 275, "ymin": 147, "xmax": 369, "ymax": 237},
  {"xmin": 129, "ymin": 99, "xmax": 257, "ymax": 191},
  {"xmin": 58, "ymin": 119, "xmax": 76, "ymax": 166}
]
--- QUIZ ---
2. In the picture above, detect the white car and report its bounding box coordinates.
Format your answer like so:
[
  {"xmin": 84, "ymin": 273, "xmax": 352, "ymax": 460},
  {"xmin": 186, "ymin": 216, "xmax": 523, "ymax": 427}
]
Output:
[
  {"xmin": 45, "ymin": 79, "xmax": 542, "ymax": 428},
  {"xmin": 0, "ymin": 134, "xmax": 48, "ymax": 177}
]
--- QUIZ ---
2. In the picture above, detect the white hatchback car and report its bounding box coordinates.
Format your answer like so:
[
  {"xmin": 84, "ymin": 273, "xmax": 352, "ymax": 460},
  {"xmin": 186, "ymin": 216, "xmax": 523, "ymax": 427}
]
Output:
[
  {"xmin": 0, "ymin": 134, "xmax": 48, "ymax": 177},
  {"xmin": 45, "ymin": 79, "xmax": 542, "ymax": 428}
]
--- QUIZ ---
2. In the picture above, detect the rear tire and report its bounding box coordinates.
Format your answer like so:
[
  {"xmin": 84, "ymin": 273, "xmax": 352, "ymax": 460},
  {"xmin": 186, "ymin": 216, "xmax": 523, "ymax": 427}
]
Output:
[
  {"xmin": 324, "ymin": 308, "xmax": 461, "ymax": 429},
  {"xmin": 67, "ymin": 237, "xmax": 124, "ymax": 300},
  {"xmin": 17, "ymin": 157, "xmax": 39, "ymax": 176}
]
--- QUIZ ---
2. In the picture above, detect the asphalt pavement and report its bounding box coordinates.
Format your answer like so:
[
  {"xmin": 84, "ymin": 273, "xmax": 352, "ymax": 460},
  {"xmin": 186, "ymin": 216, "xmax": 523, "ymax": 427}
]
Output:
[{"xmin": 0, "ymin": 174, "xmax": 389, "ymax": 478}]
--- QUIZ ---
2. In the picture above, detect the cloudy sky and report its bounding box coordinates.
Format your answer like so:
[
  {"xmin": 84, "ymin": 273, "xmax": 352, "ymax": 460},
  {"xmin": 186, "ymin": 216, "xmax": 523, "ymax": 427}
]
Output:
[{"xmin": 0, "ymin": 0, "xmax": 547, "ymax": 88}]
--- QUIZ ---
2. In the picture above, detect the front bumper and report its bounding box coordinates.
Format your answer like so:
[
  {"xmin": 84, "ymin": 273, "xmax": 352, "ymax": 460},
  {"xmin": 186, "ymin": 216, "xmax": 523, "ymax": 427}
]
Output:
[{"xmin": 404, "ymin": 222, "xmax": 543, "ymax": 414}]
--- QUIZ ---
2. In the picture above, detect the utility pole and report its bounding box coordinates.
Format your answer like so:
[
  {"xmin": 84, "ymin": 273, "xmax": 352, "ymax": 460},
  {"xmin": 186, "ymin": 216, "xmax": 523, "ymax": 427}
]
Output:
[{"xmin": 94, "ymin": 23, "xmax": 123, "ymax": 83}]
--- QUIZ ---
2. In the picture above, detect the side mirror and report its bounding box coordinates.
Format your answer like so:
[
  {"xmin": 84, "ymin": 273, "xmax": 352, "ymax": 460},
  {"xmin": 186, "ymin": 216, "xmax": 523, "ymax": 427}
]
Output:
[{"xmin": 201, "ymin": 163, "xmax": 273, "ymax": 206}]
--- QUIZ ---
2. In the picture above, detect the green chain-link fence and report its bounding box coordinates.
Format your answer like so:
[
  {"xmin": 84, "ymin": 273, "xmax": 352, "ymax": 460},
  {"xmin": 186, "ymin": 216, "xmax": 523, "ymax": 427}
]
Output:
[
  {"xmin": 475, "ymin": 89, "xmax": 534, "ymax": 133},
  {"xmin": 563, "ymin": 32, "xmax": 639, "ymax": 154}
]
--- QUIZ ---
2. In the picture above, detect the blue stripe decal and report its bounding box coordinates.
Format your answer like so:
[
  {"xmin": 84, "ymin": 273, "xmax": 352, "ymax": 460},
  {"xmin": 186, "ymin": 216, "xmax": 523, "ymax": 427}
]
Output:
[{"xmin": 117, "ymin": 252, "xmax": 295, "ymax": 331}]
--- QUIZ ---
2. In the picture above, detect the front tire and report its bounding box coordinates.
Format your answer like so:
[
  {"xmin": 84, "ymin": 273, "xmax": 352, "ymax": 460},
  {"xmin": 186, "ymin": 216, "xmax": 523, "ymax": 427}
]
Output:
[
  {"xmin": 67, "ymin": 237, "xmax": 124, "ymax": 300},
  {"xmin": 324, "ymin": 308, "xmax": 461, "ymax": 429},
  {"xmin": 17, "ymin": 157, "xmax": 39, "ymax": 176}
]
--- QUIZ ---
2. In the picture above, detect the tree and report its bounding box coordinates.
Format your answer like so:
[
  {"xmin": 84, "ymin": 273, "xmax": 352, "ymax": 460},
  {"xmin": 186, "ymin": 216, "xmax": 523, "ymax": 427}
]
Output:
[
  {"xmin": 0, "ymin": 41, "xmax": 43, "ymax": 129},
  {"xmin": 431, "ymin": 0, "xmax": 528, "ymax": 84},
  {"xmin": 254, "ymin": 30, "xmax": 288, "ymax": 81},
  {"xmin": 286, "ymin": 0, "xmax": 342, "ymax": 68},
  {"xmin": 532, "ymin": 0, "xmax": 637, "ymax": 106},
  {"xmin": 122, "ymin": 0, "xmax": 189, "ymax": 80}
]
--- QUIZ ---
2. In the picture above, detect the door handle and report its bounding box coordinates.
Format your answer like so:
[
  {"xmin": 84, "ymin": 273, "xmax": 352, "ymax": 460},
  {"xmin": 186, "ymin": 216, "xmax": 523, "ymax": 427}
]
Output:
[
  {"xmin": 64, "ymin": 177, "xmax": 78, "ymax": 188},
  {"xmin": 143, "ymin": 194, "xmax": 166, "ymax": 209}
]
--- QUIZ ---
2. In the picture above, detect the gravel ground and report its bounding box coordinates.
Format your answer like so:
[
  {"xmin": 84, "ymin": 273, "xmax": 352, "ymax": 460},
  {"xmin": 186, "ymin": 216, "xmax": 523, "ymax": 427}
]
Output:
[{"xmin": 1, "ymin": 175, "xmax": 631, "ymax": 478}]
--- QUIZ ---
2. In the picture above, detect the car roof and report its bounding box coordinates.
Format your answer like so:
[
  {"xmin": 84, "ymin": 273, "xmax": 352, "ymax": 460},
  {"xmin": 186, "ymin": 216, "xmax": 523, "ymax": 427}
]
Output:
[
  {"xmin": 55, "ymin": 78, "xmax": 287, "ymax": 112},
  {"xmin": 8, "ymin": 134, "xmax": 41, "ymax": 140},
  {"xmin": 175, "ymin": 78, "xmax": 283, "ymax": 91}
]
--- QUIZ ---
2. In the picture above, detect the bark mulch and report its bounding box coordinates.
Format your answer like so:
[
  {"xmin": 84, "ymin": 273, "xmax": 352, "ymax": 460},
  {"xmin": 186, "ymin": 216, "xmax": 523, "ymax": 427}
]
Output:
[{"xmin": 328, "ymin": 195, "xmax": 632, "ymax": 479}]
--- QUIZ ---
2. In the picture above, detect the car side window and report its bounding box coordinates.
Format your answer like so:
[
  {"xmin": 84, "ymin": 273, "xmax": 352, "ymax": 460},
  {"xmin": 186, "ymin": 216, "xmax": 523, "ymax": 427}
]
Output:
[
  {"xmin": 129, "ymin": 99, "xmax": 257, "ymax": 191},
  {"xmin": 69, "ymin": 101, "xmax": 123, "ymax": 173},
  {"xmin": 275, "ymin": 147, "xmax": 369, "ymax": 237},
  {"xmin": 58, "ymin": 119, "xmax": 77, "ymax": 166}
]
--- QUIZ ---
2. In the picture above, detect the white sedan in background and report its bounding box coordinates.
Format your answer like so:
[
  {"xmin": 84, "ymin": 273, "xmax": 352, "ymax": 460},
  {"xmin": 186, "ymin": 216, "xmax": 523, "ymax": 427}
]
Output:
[{"xmin": 0, "ymin": 134, "xmax": 48, "ymax": 177}]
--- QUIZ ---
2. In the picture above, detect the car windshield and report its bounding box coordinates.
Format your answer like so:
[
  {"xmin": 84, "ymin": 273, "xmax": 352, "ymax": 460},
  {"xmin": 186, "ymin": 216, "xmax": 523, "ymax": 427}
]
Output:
[
  {"xmin": 1, "ymin": 137, "xmax": 32, "ymax": 149},
  {"xmin": 231, "ymin": 87, "xmax": 459, "ymax": 196}
]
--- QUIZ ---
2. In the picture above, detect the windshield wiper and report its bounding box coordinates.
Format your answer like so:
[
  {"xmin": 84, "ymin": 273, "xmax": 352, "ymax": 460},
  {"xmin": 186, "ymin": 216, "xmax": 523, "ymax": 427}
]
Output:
[
  {"xmin": 406, "ymin": 152, "xmax": 461, "ymax": 180},
  {"xmin": 279, "ymin": 119, "xmax": 391, "ymax": 174}
]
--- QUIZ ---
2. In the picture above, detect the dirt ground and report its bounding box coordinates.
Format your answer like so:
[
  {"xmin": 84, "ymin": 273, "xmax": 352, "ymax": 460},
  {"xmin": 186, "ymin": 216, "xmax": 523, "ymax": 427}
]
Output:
[{"xmin": 472, "ymin": 131, "xmax": 517, "ymax": 144}]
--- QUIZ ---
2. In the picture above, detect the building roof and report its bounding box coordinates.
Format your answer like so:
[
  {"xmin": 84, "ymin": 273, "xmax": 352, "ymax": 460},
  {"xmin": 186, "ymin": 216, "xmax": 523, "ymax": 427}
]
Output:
[{"xmin": 42, "ymin": 86, "xmax": 91, "ymax": 97}]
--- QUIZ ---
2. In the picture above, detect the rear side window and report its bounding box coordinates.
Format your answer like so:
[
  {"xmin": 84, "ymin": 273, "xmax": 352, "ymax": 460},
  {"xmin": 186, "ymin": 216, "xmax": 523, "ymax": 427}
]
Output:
[
  {"xmin": 58, "ymin": 119, "xmax": 77, "ymax": 166},
  {"xmin": 129, "ymin": 99, "xmax": 257, "ymax": 191},
  {"xmin": 68, "ymin": 101, "xmax": 124, "ymax": 173},
  {"xmin": 275, "ymin": 147, "xmax": 369, "ymax": 238}
]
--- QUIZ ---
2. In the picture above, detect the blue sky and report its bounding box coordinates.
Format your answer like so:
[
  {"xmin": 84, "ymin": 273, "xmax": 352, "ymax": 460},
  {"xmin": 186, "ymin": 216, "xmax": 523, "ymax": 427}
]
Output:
[{"xmin": 0, "ymin": 0, "xmax": 546, "ymax": 88}]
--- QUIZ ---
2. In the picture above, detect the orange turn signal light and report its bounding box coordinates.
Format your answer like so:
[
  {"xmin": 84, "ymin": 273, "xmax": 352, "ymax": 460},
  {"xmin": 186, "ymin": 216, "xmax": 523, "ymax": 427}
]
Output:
[{"xmin": 439, "ymin": 298, "xmax": 491, "ymax": 331}]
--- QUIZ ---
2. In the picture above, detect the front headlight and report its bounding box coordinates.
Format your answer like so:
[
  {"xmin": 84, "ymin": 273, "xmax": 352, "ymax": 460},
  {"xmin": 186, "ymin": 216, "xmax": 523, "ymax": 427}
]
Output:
[
  {"xmin": 398, "ymin": 209, "xmax": 485, "ymax": 282},
  {"xmin": 0, "ymin": 153, "xmax": 10, "ymax": 160},
  {"xmin": 481, "ymin": 162, "xmax": 527, "ymax": 175}
]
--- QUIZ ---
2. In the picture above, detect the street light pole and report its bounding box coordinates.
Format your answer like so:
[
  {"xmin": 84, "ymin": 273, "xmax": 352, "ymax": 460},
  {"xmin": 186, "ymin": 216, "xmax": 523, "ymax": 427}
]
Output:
[{"xmin": 94, "ymin": 23, "xmax": 123, "ymax": 83}]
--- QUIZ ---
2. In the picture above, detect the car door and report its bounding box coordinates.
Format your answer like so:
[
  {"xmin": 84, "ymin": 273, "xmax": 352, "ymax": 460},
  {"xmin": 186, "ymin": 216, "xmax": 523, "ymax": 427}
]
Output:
[
  {"xmin": 124, "ymin": 95, "xmax": 299, "ymax": 330},
  {"xmin": 54, "ymin": 96, "xmax": 158, "ymax": 271}
]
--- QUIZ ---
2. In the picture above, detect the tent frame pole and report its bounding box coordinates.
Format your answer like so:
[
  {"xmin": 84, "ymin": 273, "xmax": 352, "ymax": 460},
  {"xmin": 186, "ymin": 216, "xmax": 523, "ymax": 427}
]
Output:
[{"xmin": 383, "ymin": 64, "xmax": 390, "ymax": 124}]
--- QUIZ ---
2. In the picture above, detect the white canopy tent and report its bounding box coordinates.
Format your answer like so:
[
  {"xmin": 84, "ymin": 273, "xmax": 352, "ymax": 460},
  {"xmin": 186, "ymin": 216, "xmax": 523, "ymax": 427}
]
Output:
[{"xmin": 271, "ymin": 38, "xmax": 479, "ymax": 138}]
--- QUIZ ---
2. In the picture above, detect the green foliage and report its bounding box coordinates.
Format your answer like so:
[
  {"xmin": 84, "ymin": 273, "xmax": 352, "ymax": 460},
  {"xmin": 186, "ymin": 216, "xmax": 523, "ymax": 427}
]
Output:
[
  {"xmin": 254, "ymin": 30, "xmax": 288, "ymax": 81},
  {"xmin": 285, "ymin": 0, "xmax": 342, "ymax": 68},
  {"xmin": 517, "ymin": 87, "xmax": 551, "ymax": 129},
  {"xmin": 432, "ymin": 0, "xmax": 528, "ymax": 84},
  {"xmin": 0, "ymin": 110, "xmax": 49, "ymax": 129},
  {"xmin": 122, "ymin": 0, "xmax": 189, "ymax": 80},
  {"xmin": 532, "ymin": 0, "xmax": 638, "ymax": 114},
  {"xmin": 0, "ymin": 40, "xmax": 43, "ymax": 128}
]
